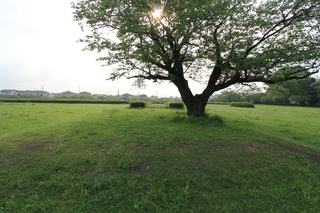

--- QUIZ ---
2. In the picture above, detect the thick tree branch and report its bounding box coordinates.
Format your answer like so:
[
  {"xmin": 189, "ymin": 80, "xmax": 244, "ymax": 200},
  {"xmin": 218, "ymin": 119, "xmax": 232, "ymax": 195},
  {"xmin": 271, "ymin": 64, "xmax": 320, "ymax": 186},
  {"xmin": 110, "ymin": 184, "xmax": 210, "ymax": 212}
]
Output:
[{"xmin": 126, "ymin": 74, "xmax": 170, "ymax": 81}]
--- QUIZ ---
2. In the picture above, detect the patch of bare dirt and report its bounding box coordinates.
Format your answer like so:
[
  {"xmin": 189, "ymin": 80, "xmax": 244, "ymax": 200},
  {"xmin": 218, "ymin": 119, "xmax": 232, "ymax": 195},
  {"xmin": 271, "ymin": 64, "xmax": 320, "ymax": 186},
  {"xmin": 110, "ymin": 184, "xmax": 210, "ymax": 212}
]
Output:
[
  {"xmin": 13, "ymin": 136, "xmax": 59, "ymax": 153},
  {"xmin": 243, "ymin": 143, "xmax": 320, "ymax": 164},
  {"xmin": 174, "ymin": 139, "xmax": 320, "ymax": 165},
  {"xmin": 280, "ymin": 145, "xmax": 320, "ymax": 164},
  {"xmin": 18, "ymin": 141, "xmax": 49, "ymax": 152}
]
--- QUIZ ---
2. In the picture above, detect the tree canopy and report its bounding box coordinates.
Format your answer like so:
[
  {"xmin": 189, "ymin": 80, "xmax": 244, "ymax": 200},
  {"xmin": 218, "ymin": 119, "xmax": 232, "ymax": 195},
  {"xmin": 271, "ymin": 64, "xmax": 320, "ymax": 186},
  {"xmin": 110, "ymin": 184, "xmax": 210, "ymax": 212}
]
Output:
[
  {"xmin": 210, "ymin": 77, "xmax": 320, "ymax": 105},
  {"xmin": 72, "ymin": 0, "xmax": 319, "ymax": 116},
  {"xmin": 266, "ymin": 77, "xmax": 320, "ymax": 105}
]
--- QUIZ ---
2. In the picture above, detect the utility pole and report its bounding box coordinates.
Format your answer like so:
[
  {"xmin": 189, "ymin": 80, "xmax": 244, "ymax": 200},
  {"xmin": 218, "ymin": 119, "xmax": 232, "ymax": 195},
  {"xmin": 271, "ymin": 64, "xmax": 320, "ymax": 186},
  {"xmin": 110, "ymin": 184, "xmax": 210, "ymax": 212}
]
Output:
[
  {"xmin": 117, "ymin": 88, "xmax": 120, "ymax": 100},
  {"xmin": 41, "ymin": 85, "xmax": 44, "ymax": 91}
]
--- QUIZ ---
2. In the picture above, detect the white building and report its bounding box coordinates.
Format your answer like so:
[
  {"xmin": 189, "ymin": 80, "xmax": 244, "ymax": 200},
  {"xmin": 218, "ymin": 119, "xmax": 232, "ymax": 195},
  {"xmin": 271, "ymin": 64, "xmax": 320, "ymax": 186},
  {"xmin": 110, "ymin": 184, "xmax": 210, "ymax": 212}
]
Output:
[
  {"xmin": 0, "ymin": 89, "xmax": 49, "ymax": 98},
  {"xmin": 0, "ymin": 89, "xmax": 19, "ymax": 96}
]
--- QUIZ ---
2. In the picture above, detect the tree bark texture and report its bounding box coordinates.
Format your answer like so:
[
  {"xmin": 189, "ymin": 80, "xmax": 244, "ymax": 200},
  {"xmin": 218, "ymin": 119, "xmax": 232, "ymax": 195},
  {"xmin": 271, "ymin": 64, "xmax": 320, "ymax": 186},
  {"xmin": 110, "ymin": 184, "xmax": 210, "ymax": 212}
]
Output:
[
  {"xmin": 172, "ymin": 76, "xmax": 210, "ymax": 117},
  {"xmin": 184, "ymin": 94, "xmax": 209, "ymax": 117}
]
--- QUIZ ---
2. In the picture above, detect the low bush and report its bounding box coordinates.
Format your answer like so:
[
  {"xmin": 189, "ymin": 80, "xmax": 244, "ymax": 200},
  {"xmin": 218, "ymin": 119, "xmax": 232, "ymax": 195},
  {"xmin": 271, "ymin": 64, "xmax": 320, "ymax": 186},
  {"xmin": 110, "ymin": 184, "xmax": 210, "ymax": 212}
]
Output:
[
  {"xmin": 169, "ymin": 102, "xmax": 184, "ymax": 109},
  {"xmin": 130, "ymin": 102, "xmax": 146, "ymax": 108},
  {"xmin": 230, "ymin": 102, "xmax": 255, "ymax": 108}
]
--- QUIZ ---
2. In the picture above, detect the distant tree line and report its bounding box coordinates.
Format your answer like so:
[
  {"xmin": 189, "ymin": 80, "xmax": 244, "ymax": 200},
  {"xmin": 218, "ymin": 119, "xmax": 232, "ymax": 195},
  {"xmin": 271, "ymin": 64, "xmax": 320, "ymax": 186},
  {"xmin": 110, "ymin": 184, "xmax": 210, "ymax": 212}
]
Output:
[
  {"xmin": 54, "ymin": 92, "xmax": 181, "ymax": 102},
  {"xmin": 54, "ymin": 92, "xmax": 95, "ymax": 100},
  {"xmin": 210, "ymin": 77, "xmax": 320, "ymax": 106}
]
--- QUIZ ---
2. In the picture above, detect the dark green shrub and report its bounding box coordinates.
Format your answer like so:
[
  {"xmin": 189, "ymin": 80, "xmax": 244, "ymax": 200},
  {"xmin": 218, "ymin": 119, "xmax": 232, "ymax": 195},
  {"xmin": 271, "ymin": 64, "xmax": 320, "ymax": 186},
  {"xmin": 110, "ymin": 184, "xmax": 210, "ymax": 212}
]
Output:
[
  {"xmin": 130, "ymin": 102, "xmax": 146, "ymax": 108},
  {"xmin": 169, "ymin": 103, "xmax": 184, "ymax": 109},
  {"xmin": 230, "ymin": 102, "xmax": 255, "ymax": 108}
]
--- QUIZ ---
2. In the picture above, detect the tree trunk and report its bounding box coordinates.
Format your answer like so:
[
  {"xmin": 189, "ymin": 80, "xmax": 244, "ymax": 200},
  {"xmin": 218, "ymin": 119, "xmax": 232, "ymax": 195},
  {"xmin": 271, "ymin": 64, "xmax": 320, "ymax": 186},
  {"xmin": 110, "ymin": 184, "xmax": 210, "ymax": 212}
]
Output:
[
  {"xmin": 172, "ymin": 77, "xmax": 210, "ymax": 117},
  {"xmin": 184, "ymin": 94, "xmax": 210, "ymax": 117}
]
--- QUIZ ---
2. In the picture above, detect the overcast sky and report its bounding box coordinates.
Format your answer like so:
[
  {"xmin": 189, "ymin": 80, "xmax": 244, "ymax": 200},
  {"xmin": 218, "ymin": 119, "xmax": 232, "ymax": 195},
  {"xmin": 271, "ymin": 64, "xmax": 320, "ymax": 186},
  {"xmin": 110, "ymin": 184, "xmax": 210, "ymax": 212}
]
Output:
[{"xmin": 0, "ymin": 0, "xmax": 208, "ymax": 97}]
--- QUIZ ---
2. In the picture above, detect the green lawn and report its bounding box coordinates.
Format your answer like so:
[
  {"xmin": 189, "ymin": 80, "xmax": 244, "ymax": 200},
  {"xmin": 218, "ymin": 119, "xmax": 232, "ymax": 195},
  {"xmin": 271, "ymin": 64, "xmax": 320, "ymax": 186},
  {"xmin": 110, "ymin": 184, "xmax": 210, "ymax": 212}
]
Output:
[{"xmin": 0, "ymin": 102, "xmax": 319, "ymax": 212}]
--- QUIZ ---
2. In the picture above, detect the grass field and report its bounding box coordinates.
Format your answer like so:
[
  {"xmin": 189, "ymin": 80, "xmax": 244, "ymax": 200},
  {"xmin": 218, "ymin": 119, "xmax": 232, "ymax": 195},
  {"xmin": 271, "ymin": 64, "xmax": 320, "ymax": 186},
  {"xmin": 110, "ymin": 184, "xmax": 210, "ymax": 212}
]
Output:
[{"xmin": 0, "ymin": 102, "xmax": 319, "ymax": 212}]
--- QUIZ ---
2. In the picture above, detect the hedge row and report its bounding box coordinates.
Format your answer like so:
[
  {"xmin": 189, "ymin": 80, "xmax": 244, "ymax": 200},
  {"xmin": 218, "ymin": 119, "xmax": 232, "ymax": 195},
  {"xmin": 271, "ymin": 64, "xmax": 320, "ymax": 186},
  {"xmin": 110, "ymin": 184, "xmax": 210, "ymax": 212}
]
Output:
[
  {"xmin": 130, "ymin": 102, "xmax": 147, "ymax": 108},
  {"xmin": 129, "ymin": 101, "xmax": 185, "ymax": 109},
  {"xmin": 0, "ymin": 99, "xmax": 129, "ymax": 104},
  {"xmin": 230, "ymin": 102, "xmax": 255, "ymax": 108},
  {"xmin": 169, "ymin": 103, "xmax": 184, "ymax": 109}
]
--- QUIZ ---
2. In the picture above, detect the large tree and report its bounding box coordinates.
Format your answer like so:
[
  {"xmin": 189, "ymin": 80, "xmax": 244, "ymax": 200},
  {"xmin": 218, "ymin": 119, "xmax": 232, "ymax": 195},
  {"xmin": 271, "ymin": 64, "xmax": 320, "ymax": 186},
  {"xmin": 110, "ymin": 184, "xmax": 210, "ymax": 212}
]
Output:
[{"xmin": 72, "ymin": 0, "xmax": 319, "ymax": 116}]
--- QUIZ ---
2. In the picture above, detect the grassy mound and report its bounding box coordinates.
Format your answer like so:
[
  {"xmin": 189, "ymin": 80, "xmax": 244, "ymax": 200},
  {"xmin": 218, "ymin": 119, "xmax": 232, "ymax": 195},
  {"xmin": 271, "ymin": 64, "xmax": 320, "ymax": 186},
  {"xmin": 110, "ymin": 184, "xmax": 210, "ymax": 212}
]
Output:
[{"xmin": 0, "ymin": 103, "xmax": 319, "ymax": 212}]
